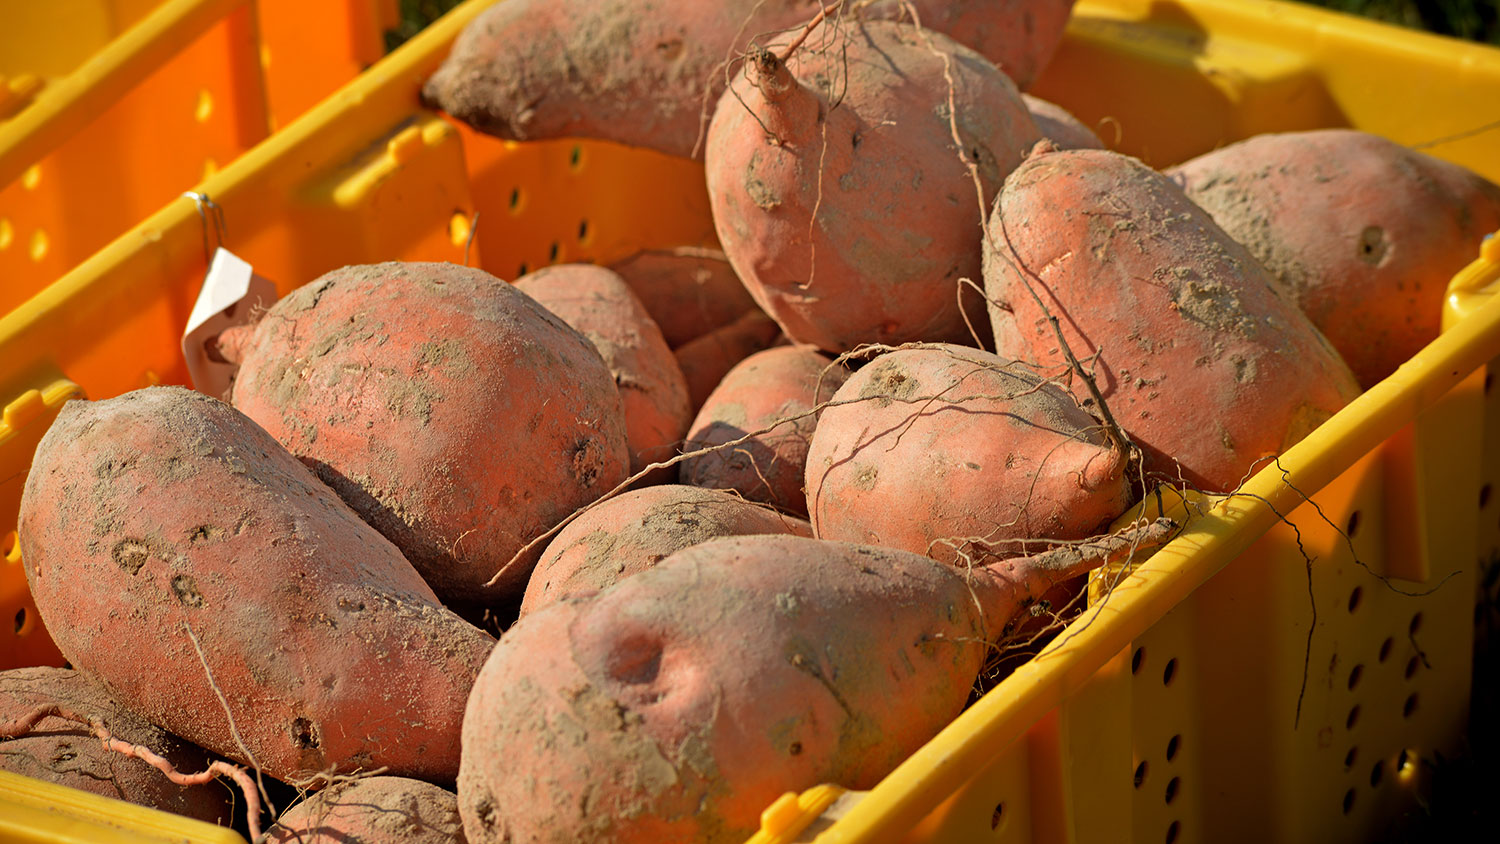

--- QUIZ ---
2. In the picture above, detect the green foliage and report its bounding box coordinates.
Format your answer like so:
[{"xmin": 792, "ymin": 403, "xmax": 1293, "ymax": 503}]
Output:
[
  {"xmin": 384, "ymin": 0, "xmax": 467, "ymax": 52},
  {"xmin": 1294, "ymin": 0, "xmax": 1500, "ymax": 44}
]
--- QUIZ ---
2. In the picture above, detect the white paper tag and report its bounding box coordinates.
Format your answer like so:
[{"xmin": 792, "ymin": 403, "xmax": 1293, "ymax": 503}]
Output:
[{"xmin": 182, "ymin": 247, "xmax": 277, "ymax": 400}]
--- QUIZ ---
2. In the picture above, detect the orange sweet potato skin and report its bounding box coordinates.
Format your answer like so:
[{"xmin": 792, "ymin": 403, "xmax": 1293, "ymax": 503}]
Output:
[
  {"xmin": 226, "ymin": 262, "xmax": 629, "ymax": 603},
  {"xmin": 984, "ymin": 147, "xmax": 1361, "ymax": 492},
  {"xmin": 1167, "ymin": 129, "xmax": 1500, "ymax": 388},
  {"xmin": 423, "ymin": 1, "xmax": 1068, "ymax": 160},
  {"xmin": 268, "ymin": 776, "xmax": 465, "ymax": 844},
  {"xmin": 520, "ymin": 485, "xmax": 809, "ymax": 616},
  {"xmin": 458, "ymin": 535, "xmax": 998, "ymax": 844},
  {"xmin": 516, "ymin": 265, "xmax": 692, "ymax": 474},
  {"xmin": 422, "ymin": 0, "xmax": 822, "ymax": 159},
  {"xmin": 19, "ymin": 388, "xmax": 494, "ymax": 783},
  {"xmin": 680, "ymin": 346, "xmax": 851, "ymax": 516},
  {"xmin": 706, "ymin": 20, "xmax": 1041, "ymax": 352},
  {"xmin": 805, "ymin": 345, "xmax": 1130, "ymax": 561},
  {"xmin": 0, "ymin": 667, "xmax": 231, "ymax": 824},
  {"xmin": 892, "ymin": 0, "xmax": 1076, "ymax": 90},
  {"xmin": 1022, "ymin": 94, "xmax": 1104, "ymax": 150},
  {"xmin": 607, "ymin": 248, "xmax": 761, "ymax": 349},
  {"xmin": 674, "ymin": 310, "xmax": 783, "ymax": 412}
]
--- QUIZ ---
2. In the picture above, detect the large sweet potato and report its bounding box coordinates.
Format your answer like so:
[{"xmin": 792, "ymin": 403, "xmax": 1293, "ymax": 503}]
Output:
[
  {"xmin": 19, "ymin": 387, "xmax": 495, "ymax": 783},
  {"xmin": 607, "ymin": 248, "xmax": 760, "ymax": 349},
  {"xmin": 516, "ymin": 264, "xmax": 692, "ymax": 474},
  {"xmin": 680, "ymin": 346, "xmax": 851, "ymax": 516},
  {"xmin": 221, "ymin": 262, "xmax": 629, "ymax": 604},
  {"xmin": 1167, "ymin": 129, "xmax": 1500, "ymax": 387},
  {"xmin": 268, "ymin": 776, "xmax": 465, "ymax": 844},
  {"xmin": 458, "ymin": 527, "xmax": 1167, "ymax": 844},
  {"xmin": 520, "ymin": 484, "xmax": 810, "ymax": 616},
  {"xmin": 0, "ymin": 667, "xmax": 231, "ymax": 824},
  {"xmin": 984, "ymin": 145, "xmax": 1362, "ymax": 492},
  {"xmin": 423, "ymin": 1, "xmax": 1073, "ymax": 160},
  {"xmin": 706, "ymin": 18, "xmax": 1041, "ymax": 351},
  {"xmin": 806, "ymin": 344, "xmax": 1131, "ymax": 562}
]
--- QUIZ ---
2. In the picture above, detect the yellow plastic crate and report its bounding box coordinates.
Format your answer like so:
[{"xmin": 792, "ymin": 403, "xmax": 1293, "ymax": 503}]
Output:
[
  {"xmin": 2, "ymin": 0, "xmax": 1499, "ymax": 841},
  {"xmin": 0, "ymin": 0, "xmax": 399, "ymax": 318}
]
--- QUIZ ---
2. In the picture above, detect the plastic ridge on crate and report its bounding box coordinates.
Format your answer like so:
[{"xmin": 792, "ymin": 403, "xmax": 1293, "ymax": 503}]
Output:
[
  {"xmin": 0, "ymin": 769, "xmax": 246, "ymax": 844},
  {"xmin": 0, "ymin": 0, "xmax": 398, "ymax": 318},
  {"xmin": 0, "ymin": 0, "xmax": 1498, "ymax": 842}
]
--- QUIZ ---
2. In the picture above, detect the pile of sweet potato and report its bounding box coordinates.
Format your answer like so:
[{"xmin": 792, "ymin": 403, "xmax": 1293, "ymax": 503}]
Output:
[{"xmin": 6, "ymin": 2, "xmax": 1500, "ymax": 843}]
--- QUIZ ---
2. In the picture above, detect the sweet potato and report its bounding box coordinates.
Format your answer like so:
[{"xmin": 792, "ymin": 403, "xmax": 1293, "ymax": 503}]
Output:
[
  {"xmin": 221, "ymin": 262, "xmax": 629, "ymax": 604},
  {"xmin": 1022, "ymin": 94, "xmax": 1104, "ymax": 150},
  {"xmin": 705, "ymin": 18, "xmax": 1041, "ymax": 351},
  {"xmin": 0, "ymin": 667, "xmax": 231, "ymax": 824},
  {"xmin": 680, "ymin": 346, "xmax": 851, "ymax": 516},
  {"xmin": 422, "ymin": 1, "xmax": 1072, "ymax": 160},
  {"xmin": 806, "ymin": 344, "xmax": 1131, "ymax": 562},
  {"xmin": 674, "ymin": 309, "xmax": 783, "ymax": 412},
  {"xmin": 269, "ymin": 776, "xmax": 465, "ymax": 844},
  {"xmin": 984, "ymin": 144, "xmax": 1361, "ymax": 492},
  {"xmin": 1166, "ymin": 129, "xmax": 1500, "ymax": 387},
  {"xmin": 890, "ymin": 1, "xmax": 1076, "ymax": 91},
  {"xmin": 607, "ymin": 248, "xmax": 761, "ymax": 349},
  {"xmin": 458, "ymin": 527, "xmax": 1169, "ymax": 844},
  {"xmin": 516, "ymin": 264, "xmax": 692, "ymax": 474},
  {"xmin": 18, "ymin": 387, "xmax": 495, "ymax": 783},
  {"xmin": 519, "ymin": 485, "xmax": 810, "ymax": 616}
]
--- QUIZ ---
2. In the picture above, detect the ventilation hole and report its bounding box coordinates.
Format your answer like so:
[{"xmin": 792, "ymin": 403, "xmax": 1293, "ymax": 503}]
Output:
[
  {"xmin": 517, "ymin": 262, "xmax": 529, "ymax": 277},
  {"xmin": 990, "ymin": 802, "xmax": 1005, "ymax": 831},
  {"xmin": 0, "ymin": 218, "xmax": 12, "ymax": 250},
  {"xmin": 788, "ymin": 741, "xmax": 802, "ymax": 756},
  {"xmin": 548, "ymin": 241, "xmax": 560, "ymax": 262},
  {"xmin": 1343, "ymin": 788, "xmax": 1356, "ymax": 814},
  {"xmin": 1397, "ymin": 749, "xmax": 1414, "ymax": 775},
  {"xmin": 1132, "ymin": 647, "xmax": 1145, "ymax": 675},
  {"xmin": 195, "ymin": 89, "xmax": 214, "ymax": 123},
  {"xmin": 1163, "ymin": 657, "xmax": 1177, "ymax": 686},
  {"xmin": 1405, "ymin": 655, "xmax": 1420, "ymax": 680},
  {"xmin": 1165, "ymin": 777, "xmax": 1180, "ymax": 805},
  {"xmin": 1379, "ymin": 637, "xmax": 1394, "ymax": 663},
  {"xmin": 1409, "ymin": 612, "xmax": 1423, "ymax": 635},
  {"xmin": 1347, "ymin": 705, "xmax": 1361, "ymax": 730},
  {"xmin": 1403, "ymin": 693, "xmax": 1419, "ymax": 718},
  {"xmin": 1348, "ymin": 586, "xmax": 1363, "ymax": 613},
  {"xmin": 508, "ymin": 187, "xmax": 523, "ymax": 212},
  {"xmin": 29, "ymin": 229, "xmax": 48, "ymax": 262},
  {"xmin": 1165, "ymin": 820, "xmax": 1180, "ymax": 844},
  {"xmin": 22, "ymin": 165, "xmax": 40, "ymax": 190},
  {"xmin": 569, "ymin": 145, "xmax": 584, "ymax": 170},
  {"xmin": 13, "ymin": 607, "xmax": 25, "ymax": 634},
  {"xmin": 1134, "ymin": 761, "xmax": 1148, "ymax": 788},
  {"xmin": 1484, "ymin": 484, "xmax": 1493, "ymax": 509},
  {"xmin": 1346, "ymin": 510, "xmax": 1362, "ymax": 538},
  {"xmin": 1345, "ymin": 747, "xmax": 1359, "ymax": 769},
  {"xmin": 1370, "ymin": 760, "xmax": 1384, "ymax": 787},
  {"xmin": 1487, "ymin": 372, "xmax": 1495, "ymax": 395},
  {"xmin": 1166, "ymin": 735, "xmax": 1181, "ymax": 761},
  {"xmin": 578, "ymin": 219, "xmax": 590, "ymax": 241},
  {"xmin": 1348, "ymin": 664, "xmax": 1363, "ymax": 691},
  {"xmin": 448, "ymin": 211, "xmax": 472, "ymax": 247},
  {"xmin": 2, "ymin": 530, "xmax": 17, "ymax": 560}
]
